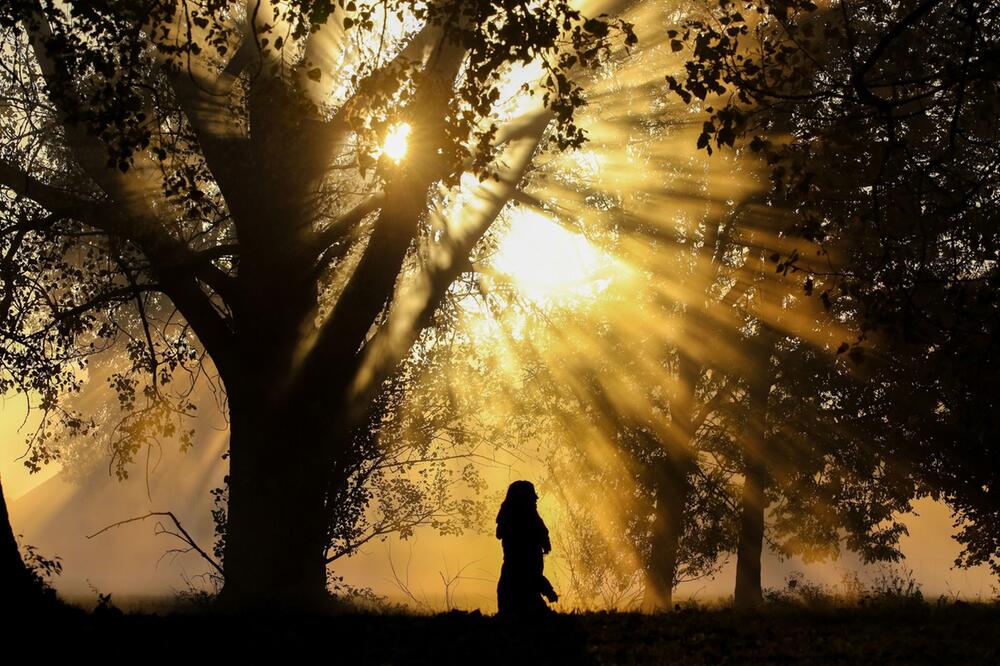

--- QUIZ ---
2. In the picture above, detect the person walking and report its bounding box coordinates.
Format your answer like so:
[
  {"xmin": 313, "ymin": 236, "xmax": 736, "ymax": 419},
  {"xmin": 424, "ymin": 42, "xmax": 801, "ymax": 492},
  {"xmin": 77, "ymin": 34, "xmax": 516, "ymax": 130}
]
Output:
[{"xmin": 495, "ymin": 480, "xmax": 558, "ymax": 616}]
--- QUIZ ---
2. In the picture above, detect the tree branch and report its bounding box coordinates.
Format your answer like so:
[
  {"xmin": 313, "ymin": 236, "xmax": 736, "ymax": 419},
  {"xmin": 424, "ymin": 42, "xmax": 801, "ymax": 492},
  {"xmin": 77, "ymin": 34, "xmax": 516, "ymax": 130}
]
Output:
[
  {"xmin": 851, "ymin": 0, "xmax": 946, "ymax": 111},
  {"xmin": 309, "ymin": 191, "xmax": 385, "ymax": 263},
  {"xmin": 0, "ymin": 158, "xmax": 237, "ymax": 306},
  {"xmin": 0, "ymin": 160, "xmax": 100, "ymax": 219},
  {"xmin": 291, "ymin": 35, "xmax": 470, "ymax": 404},
  {"xmin": 88, "ymin": 511, "xmax": 223, "ymax": 576},
  {"xmin": 43, "ymin": 284, "xmax": 163, "ymax": 330},
  {"xmin": 346, "ymin": 111, "xmax": 553, "ymax": 415}
]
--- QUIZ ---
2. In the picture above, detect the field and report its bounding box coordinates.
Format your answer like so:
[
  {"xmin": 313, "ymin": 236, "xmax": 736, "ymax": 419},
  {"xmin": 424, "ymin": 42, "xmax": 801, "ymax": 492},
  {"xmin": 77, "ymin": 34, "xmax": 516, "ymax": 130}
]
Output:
[{"xmin": 14, "ymin": 599, "xmax": 1000, "ymax": 664}]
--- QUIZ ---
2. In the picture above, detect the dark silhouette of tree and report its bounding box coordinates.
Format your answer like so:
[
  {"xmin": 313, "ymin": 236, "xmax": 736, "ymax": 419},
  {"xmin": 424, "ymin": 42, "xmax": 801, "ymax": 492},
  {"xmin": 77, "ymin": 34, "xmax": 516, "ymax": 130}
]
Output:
[
  {"xmin": 729, "ymin": 313, "xmax": 920, "ymax": 608},
  {"xmin": 664, "ymin": 0, "xmax": 1000, "ymax": 582},
  {"xmin": 0, "ymin": 474, "xmax": 63, "ymax": 607},
  {"xmin": 0, "ymin": 0, "xmax": 637, "ymax": 608},
  {"xmin": 1, "ymin": 475, "xmax": 37, "ymax": 602}
]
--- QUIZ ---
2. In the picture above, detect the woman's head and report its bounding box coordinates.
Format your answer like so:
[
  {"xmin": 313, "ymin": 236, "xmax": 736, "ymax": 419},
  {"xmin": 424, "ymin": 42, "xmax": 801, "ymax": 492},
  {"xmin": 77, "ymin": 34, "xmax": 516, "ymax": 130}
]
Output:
[
  {"xmin": 504, "ymin": 480, "xmax": 538, "ymax": 506},
  {"xmin": 496, "ymin": 480, "xmax": 548, "ymax": 544}
]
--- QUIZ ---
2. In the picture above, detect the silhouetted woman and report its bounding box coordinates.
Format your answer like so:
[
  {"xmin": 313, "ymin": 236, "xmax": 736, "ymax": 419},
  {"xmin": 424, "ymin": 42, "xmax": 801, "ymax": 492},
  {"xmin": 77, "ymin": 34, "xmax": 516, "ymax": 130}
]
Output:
[{"xmin": 495, "ymin": 480, "xmax": 558, "ymax": 615}]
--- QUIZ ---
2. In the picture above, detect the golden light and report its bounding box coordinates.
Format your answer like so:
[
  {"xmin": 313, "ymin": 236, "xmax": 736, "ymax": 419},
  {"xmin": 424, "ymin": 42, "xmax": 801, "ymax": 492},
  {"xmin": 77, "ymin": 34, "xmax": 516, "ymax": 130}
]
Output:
[
  {"xmin": 492, "ymin": 207, "xmax": 612, "ymax": 305},
  {"xmin": 381, "ymin": 122, "xmax": 411, "ymax": 163}
]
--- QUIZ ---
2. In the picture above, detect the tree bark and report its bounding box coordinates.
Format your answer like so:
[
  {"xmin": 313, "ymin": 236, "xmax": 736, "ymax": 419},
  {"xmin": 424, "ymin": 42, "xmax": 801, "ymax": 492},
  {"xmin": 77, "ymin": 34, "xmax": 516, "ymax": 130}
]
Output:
[
  {"xmin": 1, "ymin": 474, "xmax": 40, "ymax": 602},
  {"xmin": 734, "ymin": 333, "xmax": 776, "ymax": 610},
  {"xmin": 642, "ymin": 453, "xmax": 696, "ymax": 611},
  {"xmin": 216, "ymin": 387, "xmax": 342, "ymax": 610},
  {"xmin": 734, "ymin": 457, "xmax": 767, "ymax": 609}
]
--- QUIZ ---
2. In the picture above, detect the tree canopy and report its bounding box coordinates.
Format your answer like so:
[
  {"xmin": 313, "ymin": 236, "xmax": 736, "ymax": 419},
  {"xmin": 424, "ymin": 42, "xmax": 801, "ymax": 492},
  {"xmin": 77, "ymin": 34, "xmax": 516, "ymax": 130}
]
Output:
[{"xmin": 666, "ymin": 0, "xmax": 1000, "ymax": 575}]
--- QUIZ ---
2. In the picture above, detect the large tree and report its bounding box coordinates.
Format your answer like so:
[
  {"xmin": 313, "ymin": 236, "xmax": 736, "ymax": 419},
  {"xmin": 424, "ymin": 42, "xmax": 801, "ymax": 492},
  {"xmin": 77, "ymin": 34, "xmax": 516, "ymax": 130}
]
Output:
[
  {"xmin": 665, "ymin": 0, "xmax": 1000, "ymax": 582},
  {"xmin": 0, "ymin": 0, "xmax": 638, "ymax": 608}
]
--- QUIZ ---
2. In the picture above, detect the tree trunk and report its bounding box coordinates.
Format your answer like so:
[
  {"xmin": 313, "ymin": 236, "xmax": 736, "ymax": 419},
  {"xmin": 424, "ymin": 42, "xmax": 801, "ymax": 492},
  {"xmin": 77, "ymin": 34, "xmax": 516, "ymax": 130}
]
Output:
[
  {"xmin": 734, "ymin": 334, "xmax": 775, "ymax": 610},
  {"xmin": 734, "ymin": 457, "xmax": 767, "ymax": 609},
  {"xmin": 216, "ymin": 389, "xmax": 342, "ymax": 610},
  {"xmin": 643, "ymin": 352, "xmax": 701, "ymax": 611},
  {"xmin": 1, "ymin": 474, "xmax": 39, "ymax": 602},
  {"xmin": 642, "ymin": 454, "xmax": 695, "ymax": 611}
]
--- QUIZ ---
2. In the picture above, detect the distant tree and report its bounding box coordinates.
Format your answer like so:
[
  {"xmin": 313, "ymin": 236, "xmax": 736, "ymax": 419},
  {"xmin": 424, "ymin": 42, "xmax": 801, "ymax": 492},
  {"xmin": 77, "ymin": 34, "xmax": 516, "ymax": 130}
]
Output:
[
  {"xmin": 727, "ymin": 303, "xmax": 919, "ymax": 608},
  {"xmin": 0, "ymin": 0, "xmax": 637, "ymax": 608},
  {"xmin": 665, "ymin": 0, "xmax": 1000, "ymax": 588}
]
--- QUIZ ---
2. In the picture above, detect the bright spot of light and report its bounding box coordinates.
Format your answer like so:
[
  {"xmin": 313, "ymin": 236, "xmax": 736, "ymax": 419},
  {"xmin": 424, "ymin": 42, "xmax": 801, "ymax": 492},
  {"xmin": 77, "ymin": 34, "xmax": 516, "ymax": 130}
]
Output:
[
  {"xmin": 382, "ymin": 122, "xmax": 411, "ymax": 163},
  {"xmin": 491, "ymin": 59, "xmax": 546, "ymax": 120},
  {"xmin": 492, "ymin": 208, "xmax": 611, "ymax": 305}
]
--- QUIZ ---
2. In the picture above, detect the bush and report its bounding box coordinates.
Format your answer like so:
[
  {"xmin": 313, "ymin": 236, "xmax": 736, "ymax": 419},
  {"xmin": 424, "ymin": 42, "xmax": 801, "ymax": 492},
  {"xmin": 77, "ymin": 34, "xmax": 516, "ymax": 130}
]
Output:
[{"xmin": 763, "ymin": 567, "xmax": 925, "ymax": 609}]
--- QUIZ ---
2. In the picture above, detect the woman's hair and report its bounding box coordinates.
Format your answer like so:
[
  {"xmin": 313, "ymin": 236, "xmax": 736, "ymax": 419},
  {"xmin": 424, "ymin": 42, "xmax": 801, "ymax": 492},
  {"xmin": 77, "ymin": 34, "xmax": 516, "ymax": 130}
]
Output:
[
  {"xmin": 496, "ymin": 480, "xmax": 548, "ymax": 547},
  {"xmin": 502, "ymin": 480, "xmax": 538, "ymax": 506}
]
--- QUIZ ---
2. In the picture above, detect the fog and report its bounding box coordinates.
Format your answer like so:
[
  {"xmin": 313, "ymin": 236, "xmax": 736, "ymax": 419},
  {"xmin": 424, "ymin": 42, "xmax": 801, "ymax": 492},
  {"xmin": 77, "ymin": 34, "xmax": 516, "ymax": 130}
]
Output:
[{"xmin": 4, "ymin": 407, "xmax": 993, "ymax": 611}]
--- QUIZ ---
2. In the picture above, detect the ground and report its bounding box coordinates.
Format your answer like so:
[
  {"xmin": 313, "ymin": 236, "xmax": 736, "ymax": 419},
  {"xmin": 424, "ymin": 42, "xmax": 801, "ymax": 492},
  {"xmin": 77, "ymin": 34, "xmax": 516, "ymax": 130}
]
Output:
[{"xmin": 11, "ymin": 600, "xmax": 1000, "ymax": 663}]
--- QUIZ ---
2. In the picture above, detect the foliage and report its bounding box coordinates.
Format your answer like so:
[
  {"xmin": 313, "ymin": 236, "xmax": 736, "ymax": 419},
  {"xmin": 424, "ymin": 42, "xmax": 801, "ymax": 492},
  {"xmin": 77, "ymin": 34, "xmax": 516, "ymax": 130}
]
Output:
[
  {"xmin": 16, "ymin": 534, "xmax": 63, "ymax": 596},
  {"xmin": 209, "ymin": 472, "xmax": 228, "ymax": 567},
  {"xmin": 348, "ymin": 0, "xmax": 638, "ymax": 180},
  {"xmin": 763, "ymin": 567, "xmax": 924, "ymax": 609},
  {"xmin": 327, "ymin": 570, "xmax": 387, "ymax": 609},
  {"xmin": 0, "ymin": 1, "xmax": 635, "ymax": 176},
  {"xmin": 666, "ymin": 0, "xmax": 1000, "ymax": 577},
  {"xmin": 665, "ymin": 0, "xmax": 1000, "ymax": 347},
  {"xmin": 761, "ymin": 333, "xmax": 917, "ymax": 564},
  {"xmin": 323, "ymin": 323, "xmax": 497, "ymax": 564}
]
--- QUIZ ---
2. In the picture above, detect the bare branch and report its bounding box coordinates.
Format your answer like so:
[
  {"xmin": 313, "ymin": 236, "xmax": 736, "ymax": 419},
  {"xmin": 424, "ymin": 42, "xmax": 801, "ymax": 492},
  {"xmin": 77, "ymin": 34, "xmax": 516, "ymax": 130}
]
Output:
[{"xmin": 88, "ymin": 510, "xmax": 223, "ymax": 576}]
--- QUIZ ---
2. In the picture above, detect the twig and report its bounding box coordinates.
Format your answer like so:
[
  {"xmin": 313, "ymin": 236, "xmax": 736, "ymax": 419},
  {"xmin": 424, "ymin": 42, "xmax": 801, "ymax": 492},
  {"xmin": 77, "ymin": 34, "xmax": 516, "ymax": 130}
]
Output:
[{"xmin": 88, "ymin": 511, "xmax": 223, "ymax": 576}]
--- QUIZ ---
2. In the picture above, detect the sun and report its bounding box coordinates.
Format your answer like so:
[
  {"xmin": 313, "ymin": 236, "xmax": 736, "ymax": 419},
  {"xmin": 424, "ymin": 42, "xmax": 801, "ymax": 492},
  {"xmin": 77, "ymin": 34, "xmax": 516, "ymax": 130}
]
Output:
[
  {"xmin": 491, "ymin": 208, "xmax": 613, "ymax": 305},
  {"xmin": 381, "ymin": 122, "xmax": 411, "ymax": 163}
]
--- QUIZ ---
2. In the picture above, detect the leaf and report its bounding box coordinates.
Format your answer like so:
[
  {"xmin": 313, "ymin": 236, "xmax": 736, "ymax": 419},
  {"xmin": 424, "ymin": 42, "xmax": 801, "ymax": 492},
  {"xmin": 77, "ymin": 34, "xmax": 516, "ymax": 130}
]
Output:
[{"xmin": 848, "ymin": 347, "xmax": 865, "ymax": 365}]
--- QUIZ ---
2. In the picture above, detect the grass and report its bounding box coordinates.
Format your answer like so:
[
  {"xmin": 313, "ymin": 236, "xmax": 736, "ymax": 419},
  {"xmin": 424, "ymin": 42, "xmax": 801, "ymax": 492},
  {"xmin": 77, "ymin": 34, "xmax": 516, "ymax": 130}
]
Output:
[{"xmin": 10, "ymin": 597, "xmax": 1000, "ymax": 664}]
